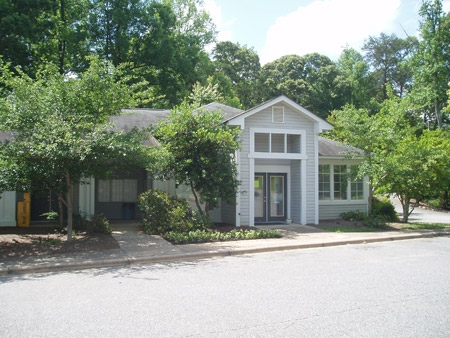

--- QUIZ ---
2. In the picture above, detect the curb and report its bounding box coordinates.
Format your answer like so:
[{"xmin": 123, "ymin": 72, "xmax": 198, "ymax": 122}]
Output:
[{"xmin": 1, "ymin": 231, "xmax": 449, "ymax": 277}]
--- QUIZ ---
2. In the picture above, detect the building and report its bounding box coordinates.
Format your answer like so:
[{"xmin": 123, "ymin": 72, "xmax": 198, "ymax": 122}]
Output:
[{"xmin": 0, "ymin": 96, "xmax": 369, "ymax": 227}]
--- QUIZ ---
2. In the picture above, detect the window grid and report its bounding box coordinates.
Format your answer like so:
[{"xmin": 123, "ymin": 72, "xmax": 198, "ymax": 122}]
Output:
[
  {"xmin": 254, "ymin": 132, "xmax": 301, "ymax": 154},
  {"xmin": 333, "ymin": 165, "xmax": 348, "ymax": 200},
  {"xmin": 319, "ymin": 165, "xmax": 331, "ymax": 200},
  {"xmin": 97, "ymin": 179, "xmax": 138, "ymax": 202},
  {"xmin": 319, "ymin": 165, "xmax": 364, "ymax": 201}
]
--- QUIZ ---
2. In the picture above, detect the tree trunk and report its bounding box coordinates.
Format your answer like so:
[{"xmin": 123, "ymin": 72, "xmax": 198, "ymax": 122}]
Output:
[
  {"xmin": 399, "ymin": 193, "xmax": 411, "ymax": 223},
  {"xmin": 189, "ymin": 181, "xmax": 204, "ymax": 218}
]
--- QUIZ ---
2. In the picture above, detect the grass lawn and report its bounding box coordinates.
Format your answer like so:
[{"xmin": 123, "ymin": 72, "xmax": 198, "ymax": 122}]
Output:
[
  {"xmin": 400, "ymin": 222, "xmax": 450, "ymax": 230},
  {"xmin": 320, "ymin": 222, "xmax": 450, "ymax": 233},
  {"xmin": 319, "ymin": 226, "xmax": 380, "ymax": 233}
]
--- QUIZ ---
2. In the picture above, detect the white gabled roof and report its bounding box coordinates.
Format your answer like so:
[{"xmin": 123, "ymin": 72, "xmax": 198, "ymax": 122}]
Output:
[{"xmin": 225, "ymin": 95, "xmax": 333, "ymax": 132}]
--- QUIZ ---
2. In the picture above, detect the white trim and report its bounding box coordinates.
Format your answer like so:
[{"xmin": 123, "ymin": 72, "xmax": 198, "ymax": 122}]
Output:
[
  {"xmin": 249, "ymin": 128, "xmax": 307, "ymax": 159},
  {"xmin": 253, "ymin": 164, "xmax": 292, "ymax": 225},
  {"xmin": 249, "ymin": 158, "xmax": 255, "ymax": 226},
  {"xmin": 227, "ymin": 96, "xmax": 333, "ymax": 132},
  {"xmin": 317, "ymin": 163, "xmax": 368, "ymax": 204},
  {"xmin": 301, "ymin": 158, "xmax": 307, "ymax": 225},
  {"xmin": 235, "ymin": 148, "xmax": 241, "ymax": 227},
  {"xmin": 314, "ymin": 136, "xmax": 319, "ymax": 225},
  {"xmin": 249, "ymin": 153, "xmax": 308, "ymax": 160}
]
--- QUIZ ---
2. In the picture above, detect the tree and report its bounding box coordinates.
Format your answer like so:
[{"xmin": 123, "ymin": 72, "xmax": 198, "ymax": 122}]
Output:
[
  {"xmin": 328, "ymin": 94, "xmax": 450, "ymax": 222},
  {"xmin": 0, "ymin": 58, "xmax": 151, "ymax": 240},
  {"xmin": 0, "ymin": 0, "xmax": 91, "ymax": 76},
  {"xmin": 336, "ymin": 47, "xmax": 378, "ymax": 112},
  {"xmin": 212, "ymin": 41, "xmax": 261, "ymax": 108},
  {"xmin": 257, "ymin": 54, "xmax": 346, "ymax": 119},
  {"xmin": 377, "ymin": 129, "xmax": 450, "ymax": 221},
  {"xmin": 87, "ymin": 0, "xmax": 145, "ymax": 66},
  {"xmin": 152, "ymin": 86, "xmax": 241, "ymax": 219},
  {"xmin": 362, "ymin": 33, "xmax": 417, "ymax": 101},
  {"xmin": 409, "ymin": 0, "xmax": 450, "ymax": 129},
  {"xmin": 0, "ymin": 0, "xmax": 56, "ymax": 75}
]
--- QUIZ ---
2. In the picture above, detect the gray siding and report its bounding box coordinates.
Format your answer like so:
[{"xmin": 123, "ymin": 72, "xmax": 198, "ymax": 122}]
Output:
[
  {"xmin": 240, "ymin": 103, "xmax": 318, "ymax": 225},
  {"xmin": 319, "ymin": 203, "xmax": 368, "ymax": 220},
  {"xmin": 221, "ymin": 200, "xmax": 236, "ymax": 225},
  {"xmin": 238, "ymin": 128, "xmax": 251, "ymax": 225}
]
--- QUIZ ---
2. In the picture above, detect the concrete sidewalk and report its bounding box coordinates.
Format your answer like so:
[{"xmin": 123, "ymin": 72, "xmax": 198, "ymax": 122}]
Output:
[{"xmin": 1, "ymin": 222, "xmax": 449, "ymax": 277}]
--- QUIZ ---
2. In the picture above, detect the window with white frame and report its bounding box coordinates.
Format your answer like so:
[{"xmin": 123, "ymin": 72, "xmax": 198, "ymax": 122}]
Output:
[
  {"xmin": 98, "ymin": 179, "xmax": 137, "ymax": 202},
  {"xmin": 350, "ymin": 165, "xmax": 364, "ymax": 200},
  {"xmin": 272, "ymin": 106, "xmax": 284, "ymax": 123},
  {"xmin": 318, "ymin": 164, "xmax": 364, "ymax": 201},
  {"xmin": 333, "ymin": 165, "xmax": 348, "ymax": 200},
  {"xmin": 318, "ymin": 165, "xmax": 331, "ymax": 200},
  {"xmin": 253, "ymin": 131, "xmax": 302, "ymax": 154}
]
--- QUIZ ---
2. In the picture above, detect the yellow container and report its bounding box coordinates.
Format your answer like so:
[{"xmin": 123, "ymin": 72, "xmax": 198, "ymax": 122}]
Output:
[
  {"xmin": 17, "ymin": 201, "xmax": 30, "ymax": 227},
  {"xmin": 23, "ymin": 192, "xmax": 31, "ymax": 202}
]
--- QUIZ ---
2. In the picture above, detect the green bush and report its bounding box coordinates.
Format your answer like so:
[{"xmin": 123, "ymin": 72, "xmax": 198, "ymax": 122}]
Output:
[
  {"xmin": 371, "ymin": 196, "xmax": 399, "ymax": 222},
  {"xmin": 88, "ymin": 214, "xmax": 112, "ymax": 234},
  {"xmin": 138, "ymin": 189, "xmax": 201, "ymax": 234},
  {"xmin": 340, "ymin": 210, "xmax": 366, "ymax": 221},
  {"xmin": 164, "ymin": 228, "xmax": 281, "ymax": 244},
  {"xmin": 73, "ymin": 213, "xmax": 112, "ymax": 234}
]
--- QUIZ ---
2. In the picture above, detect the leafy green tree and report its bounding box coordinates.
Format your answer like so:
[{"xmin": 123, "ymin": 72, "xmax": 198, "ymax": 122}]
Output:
[
  {"xmin": 336, "ymin": 47, "xmax": 378, "ymax": 112},
  {"xmin": 0, "ymin": 0, "xmax": 56, "ymax": 75},
  {"xmin": 329, "ymin": 94, "xmax": 450, "ymax": 221},
  {"xmin": 0, "ymin": 58, "xmax": 151, "ymax": 240},
  {"xmin": 363, "ymin": 33, "xmax": 417, "ymax": 101},
  {"xmin": 409, "ymin": 0, "xmax": 450, "ymax": 129},
  {"xmin": 212, "ymin": 41, "xmax": 261, "ymax": 108},
  {"xmin": 87, "ymin": 0, "xmax": 145, "ymax": 66},
  {"xmin": 152, "ymin": 86, "xmax": 241, "ymax": 219},
  {"xmin": 126, "ymin": 0, "xmax": 216, "ymax": 108},
  {"xmin": 377, "ymin": 129, "xmax": 450, "ymax": 221},
  {"xmin": 258, "ymin": 53, "xmax": 346, "ymax": 119},
  {"xmin": 0, "ymin": 0, "xmax": 91, "ymax": 75}
]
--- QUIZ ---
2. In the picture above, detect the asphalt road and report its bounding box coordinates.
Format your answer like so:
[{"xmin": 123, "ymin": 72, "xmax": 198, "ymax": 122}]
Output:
[
  {"xmin": 391, "ymin": 196, "xmax": 450, "ymax": 223},
  {"xmin": 1, "ymin": 237, "xmax": 450, "ymax": 338}
]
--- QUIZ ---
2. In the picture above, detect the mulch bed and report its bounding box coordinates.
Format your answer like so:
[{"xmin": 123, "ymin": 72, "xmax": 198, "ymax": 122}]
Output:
[{"xmin": 0, "ymin": 226, "xmax": 119, "ymax": 260}]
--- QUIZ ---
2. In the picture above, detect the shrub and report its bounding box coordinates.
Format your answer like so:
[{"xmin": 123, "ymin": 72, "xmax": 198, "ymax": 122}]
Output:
[
  {"xmin": 164, "ymin": 228, "xmax": 281, "ymax": 244},
  {"xmin": 88, "ymin": 214, "xmax": 112, "ymax": 234},
  {"xmin": 73, "ymin": 213, "xmax": 112, "ymax": 234},
  {"xmin": 340, "ymin": 210, "xmax": 366, "ymax": 221},
  {"xmin": 371, "ymin": 196, "xmax": 399, "ymax": 222},
  {"xmin": 138, "ymin": 189, "xmax": 201, "ymax": 234}
]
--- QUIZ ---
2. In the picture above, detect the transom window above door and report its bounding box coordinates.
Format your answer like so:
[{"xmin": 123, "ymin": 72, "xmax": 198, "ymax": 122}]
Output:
[{"xmin": 250, "ymin": 128, "xmax": 306, "ymax": 159}]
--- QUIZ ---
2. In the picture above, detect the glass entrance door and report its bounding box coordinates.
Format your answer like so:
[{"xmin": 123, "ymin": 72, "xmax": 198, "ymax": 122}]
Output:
[{"xmin": 254, "ymin": 173, "xmax": 287, "ymax": 223}]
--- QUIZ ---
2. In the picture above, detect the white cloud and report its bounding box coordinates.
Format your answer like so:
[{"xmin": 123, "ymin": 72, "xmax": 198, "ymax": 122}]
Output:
[
  {"xmin": 260, "ymin": 0, "xmax": 401, "ymax": 64},
  {"xmin": 203, "ymin": 0, "xmax": 234, "ymax": 42}
]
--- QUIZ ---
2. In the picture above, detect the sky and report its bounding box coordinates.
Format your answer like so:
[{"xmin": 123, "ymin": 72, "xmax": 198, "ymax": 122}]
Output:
[{"xmin": 204, "ymin": 0, "xmax": 450, "ymax": 65}]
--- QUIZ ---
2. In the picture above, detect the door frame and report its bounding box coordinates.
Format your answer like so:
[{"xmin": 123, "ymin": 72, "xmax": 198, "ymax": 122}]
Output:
[{"xmin": 254, "ymin": 172, "xmax": 288, "ymax": 224}]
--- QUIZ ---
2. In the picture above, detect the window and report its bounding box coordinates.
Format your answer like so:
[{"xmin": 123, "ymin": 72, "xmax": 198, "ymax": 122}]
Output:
[
  {"xmin": 318, "ymin": 165, "xmax": 364, "ymax": 201},
  {"xmin": 272, "ymin": 106, "xmax": 284, "ymax": 123},
  {"xmin": 333, "ymin": 165, "xmax": 348, "ymax": 200},
  {"xmin": 350, "ymin": 165, "xmax": 364, "ymax": 200},
  {"xmin": 98, "ymin": 179, "xmax": 137, "ymax": 202},
  {"xmin": 253, "ymin": 132, "xmax": 301, "ymax": 154},
  {"xmin": 319, "ymin": 165, "xmax": 331, "ymax": 200}
]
